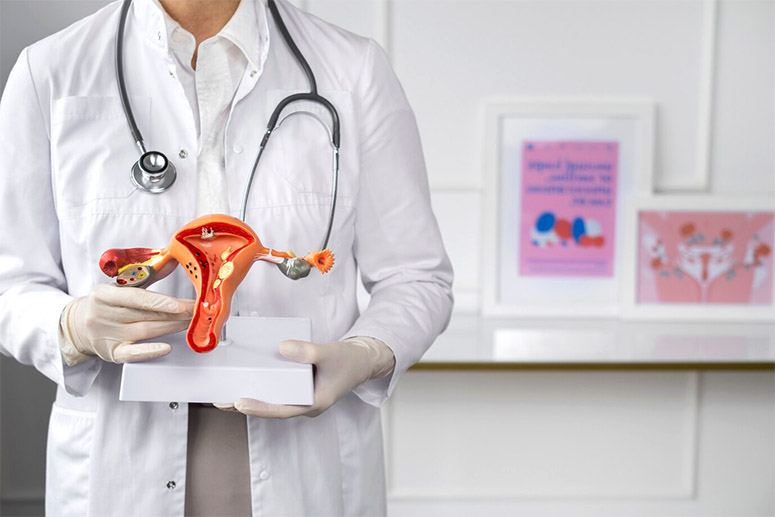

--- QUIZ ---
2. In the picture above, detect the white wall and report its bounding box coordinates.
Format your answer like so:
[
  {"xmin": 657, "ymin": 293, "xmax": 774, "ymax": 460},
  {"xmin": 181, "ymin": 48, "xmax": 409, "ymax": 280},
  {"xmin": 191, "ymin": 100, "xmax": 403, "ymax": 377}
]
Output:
[
  {"xmin": 385, "ymin": 370, "xmax": 774, "ymax": 516},
  {"xmin": 1, "ymin": 1, "xmax": 773, "ymax": 515}
]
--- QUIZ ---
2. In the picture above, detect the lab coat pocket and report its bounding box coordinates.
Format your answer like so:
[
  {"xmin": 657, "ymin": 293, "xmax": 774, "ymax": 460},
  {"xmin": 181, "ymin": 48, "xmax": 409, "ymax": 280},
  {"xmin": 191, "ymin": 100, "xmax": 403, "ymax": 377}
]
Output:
[
  {"xmin": 45, "ymin": 404, "xmax": 95, "ymax": 517},
  {"xmin": 264, "ymin": 89, "xmax": 354, "ymax": 200},
  {"xmin": 51, "ymin": 95, "xmax": 152, "ymax": 211}
]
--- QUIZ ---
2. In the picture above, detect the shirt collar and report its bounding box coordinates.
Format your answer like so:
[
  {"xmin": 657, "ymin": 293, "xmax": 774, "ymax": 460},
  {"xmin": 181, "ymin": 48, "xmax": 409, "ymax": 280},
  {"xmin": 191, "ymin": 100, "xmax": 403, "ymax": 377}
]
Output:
[
  {"xmin": 135, "ymin": 0, "xmax": 269, "ymax": 71},
  {"xmin": 219, "ymin": 0, "xmax": 264, "ymax": 69}
]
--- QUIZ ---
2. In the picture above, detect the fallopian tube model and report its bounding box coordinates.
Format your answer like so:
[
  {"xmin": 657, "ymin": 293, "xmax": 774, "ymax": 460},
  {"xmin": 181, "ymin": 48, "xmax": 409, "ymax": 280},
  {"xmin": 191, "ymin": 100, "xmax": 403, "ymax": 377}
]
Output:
[{"xmin": 98, "ymin": 214, "xmax": 334, "ymax": 353}]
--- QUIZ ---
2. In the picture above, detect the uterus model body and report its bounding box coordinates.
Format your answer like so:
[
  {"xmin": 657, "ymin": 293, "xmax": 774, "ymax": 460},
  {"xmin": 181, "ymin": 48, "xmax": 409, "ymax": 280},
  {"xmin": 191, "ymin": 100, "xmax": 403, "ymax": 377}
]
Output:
[{"xmin": 99, "ymin": 215, "xmax": 334, "ymax": 353}]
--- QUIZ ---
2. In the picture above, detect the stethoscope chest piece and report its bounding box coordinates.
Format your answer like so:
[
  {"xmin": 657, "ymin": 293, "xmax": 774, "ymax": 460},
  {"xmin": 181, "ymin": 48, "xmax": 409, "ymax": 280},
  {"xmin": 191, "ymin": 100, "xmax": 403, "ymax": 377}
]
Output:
[{"xmin": 131, "ymin": 151, "xmax": 177, "ymax": 193}]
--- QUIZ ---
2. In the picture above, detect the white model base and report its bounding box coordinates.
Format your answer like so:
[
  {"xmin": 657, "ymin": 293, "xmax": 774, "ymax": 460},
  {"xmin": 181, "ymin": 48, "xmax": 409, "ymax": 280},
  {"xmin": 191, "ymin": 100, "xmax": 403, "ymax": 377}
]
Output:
[{"xmin": 119, "ymin": 317, "xmax": 314, "ymax": 405}]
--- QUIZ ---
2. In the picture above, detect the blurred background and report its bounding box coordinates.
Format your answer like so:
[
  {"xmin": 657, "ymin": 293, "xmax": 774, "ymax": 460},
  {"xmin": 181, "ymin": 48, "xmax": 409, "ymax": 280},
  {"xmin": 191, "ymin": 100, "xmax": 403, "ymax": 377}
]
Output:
[{"xmin": 1, "ymin": 1, "xmax": 773, "ymax": 516}]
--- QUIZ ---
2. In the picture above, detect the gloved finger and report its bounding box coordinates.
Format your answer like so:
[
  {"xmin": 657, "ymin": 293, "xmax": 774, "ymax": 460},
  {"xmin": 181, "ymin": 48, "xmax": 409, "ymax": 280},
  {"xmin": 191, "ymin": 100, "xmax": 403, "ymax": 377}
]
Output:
[
  {"xmin": 125, "ymin": 319, "xmax": 189, "ymax": 341},
  {"xmin": 278, "ymin": 340, "xmax": 322, "ymax": 364},
  {"xmin": 212, "ymin": 403, "xmax": 237, "ymax": 412},
  {"xmin": 112, "ymin": 342, "xmax": 171, "ymax": 363},
  {"xmin": 175, "ymin": 298, "xmax": 196, "ymax": 313},
  {"xmin": 94, "ymin": 284, "xmax": 193, "ymax": 314},
  {"xmin": 114, "ymin": 306, "xmax": 193, "ymax": 323},
  {"xmin": 234, "ymin": 398, "xmax": 311, "ymax": 419}
]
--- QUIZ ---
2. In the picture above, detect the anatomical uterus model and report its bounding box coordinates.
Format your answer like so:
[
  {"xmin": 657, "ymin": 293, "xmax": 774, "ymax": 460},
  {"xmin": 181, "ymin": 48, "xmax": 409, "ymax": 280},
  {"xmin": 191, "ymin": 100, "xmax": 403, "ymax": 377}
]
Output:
[{"xmin": 99, "ymin": 214, "xmax": 334, "ymax": 353}]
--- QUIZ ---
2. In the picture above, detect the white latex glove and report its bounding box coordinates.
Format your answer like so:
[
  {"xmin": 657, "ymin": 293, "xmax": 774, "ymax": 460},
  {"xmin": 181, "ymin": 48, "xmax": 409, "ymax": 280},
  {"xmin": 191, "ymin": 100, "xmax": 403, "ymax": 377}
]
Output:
[
  {"xmin": 58, "ymin": 284, "xmax": 194, "ymax": 366},
  {"xmin": 217, "ymin": 336, "xmax": 395, "ymax": 418}
]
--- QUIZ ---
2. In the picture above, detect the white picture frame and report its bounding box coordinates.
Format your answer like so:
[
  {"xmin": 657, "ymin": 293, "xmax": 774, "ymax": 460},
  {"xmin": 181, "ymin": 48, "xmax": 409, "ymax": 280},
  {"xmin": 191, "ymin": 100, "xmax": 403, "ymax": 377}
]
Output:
[
  {"xmin": 481, "ymin": 98, "xmax": 655, "ymax": 317},
  {"xmin": 622, "ymin": 195, "xmax": 775, "ymax": 321}
]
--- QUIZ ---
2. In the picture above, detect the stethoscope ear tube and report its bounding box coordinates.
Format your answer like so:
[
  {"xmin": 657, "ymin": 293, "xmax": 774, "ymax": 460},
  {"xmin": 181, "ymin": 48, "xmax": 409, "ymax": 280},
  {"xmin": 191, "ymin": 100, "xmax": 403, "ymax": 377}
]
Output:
[
  {"xmin": 267, "ymin": 93, "xmax": 341, "ymax": 149},
  {"xmin": 239, "ymin": 106, "xmax": 340, "ymax": 251},
  {"xmin": 116, "ymin": 0, "xmax": 145, "ymax": 154},
  {"xmin": 241, "ymin": 0, "xmax": 342, "ymax": 251}
]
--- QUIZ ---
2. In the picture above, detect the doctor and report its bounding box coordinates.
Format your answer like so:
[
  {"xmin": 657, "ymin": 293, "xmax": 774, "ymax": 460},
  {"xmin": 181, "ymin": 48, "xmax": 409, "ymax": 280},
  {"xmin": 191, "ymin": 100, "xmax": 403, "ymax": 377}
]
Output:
[{"xmin": 0, "ymin": 0, "xmax": 453, "ymax": 515}]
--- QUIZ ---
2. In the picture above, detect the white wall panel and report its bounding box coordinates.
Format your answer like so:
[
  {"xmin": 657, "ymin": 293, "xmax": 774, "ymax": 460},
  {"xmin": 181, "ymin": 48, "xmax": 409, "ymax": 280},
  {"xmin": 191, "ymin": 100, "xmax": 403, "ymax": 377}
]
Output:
[
  {"xmin": 709, "ymin": 0, "xmax": 775, "ymax": 195},
  {"xmin": 694, "ymin": 371, "xmax": 775, "ymax": 513},
  {"xmin": 390, "ymin": 0, "xmax": 706, "ymax": 190},
  {"xmin": 387, "ymin": 370, "xmax": 698, "ymax": 498},
  {"xmin": 386, "ymin": 370, "xmax": 775, "ymax": 517}
]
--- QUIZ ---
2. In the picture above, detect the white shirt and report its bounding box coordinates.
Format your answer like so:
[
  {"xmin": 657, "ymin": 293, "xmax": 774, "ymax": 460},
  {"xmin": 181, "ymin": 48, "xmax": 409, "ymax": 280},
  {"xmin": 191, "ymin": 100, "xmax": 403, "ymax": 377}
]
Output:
[
  {"xmin": 0, "ymin": 0, "xmax": 454, "ymax": 515},
  {"xmin": 155, "ymin": 0, "xmax": 263, "ymax": 215},
  {"xmin": 153, "ymin": 3, "xmax": 264, "ymax": 514}
]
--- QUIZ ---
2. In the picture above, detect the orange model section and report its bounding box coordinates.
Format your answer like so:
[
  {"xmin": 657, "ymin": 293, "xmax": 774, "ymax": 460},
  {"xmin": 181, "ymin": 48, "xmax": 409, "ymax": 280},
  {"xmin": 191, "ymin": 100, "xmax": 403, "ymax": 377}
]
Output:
[{"xmin": 98, "ymin": 214, "xmax": 334, "ymax": 353}]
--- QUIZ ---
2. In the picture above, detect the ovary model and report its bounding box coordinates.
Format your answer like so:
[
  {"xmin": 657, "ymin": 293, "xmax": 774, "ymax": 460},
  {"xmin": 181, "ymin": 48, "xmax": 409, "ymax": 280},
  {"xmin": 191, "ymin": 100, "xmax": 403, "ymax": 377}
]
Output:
[{"xmin": 98, "ymin": 215, "xmax": 334, "ymax": 353}]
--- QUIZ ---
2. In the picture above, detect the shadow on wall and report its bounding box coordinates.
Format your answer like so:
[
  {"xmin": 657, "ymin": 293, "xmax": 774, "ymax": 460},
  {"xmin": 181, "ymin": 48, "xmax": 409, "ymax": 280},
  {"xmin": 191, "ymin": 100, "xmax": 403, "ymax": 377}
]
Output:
[{"xmin": 0, "ymin": 357, "xmax": 56, "ymax": 516}]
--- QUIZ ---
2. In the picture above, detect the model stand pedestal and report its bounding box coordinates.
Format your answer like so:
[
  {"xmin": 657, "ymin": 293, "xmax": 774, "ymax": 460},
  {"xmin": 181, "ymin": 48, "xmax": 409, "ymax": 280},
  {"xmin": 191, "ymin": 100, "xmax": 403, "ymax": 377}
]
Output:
[{"xmin": 120, "ymin": 317, "xmax": 314, "ymax": 405}]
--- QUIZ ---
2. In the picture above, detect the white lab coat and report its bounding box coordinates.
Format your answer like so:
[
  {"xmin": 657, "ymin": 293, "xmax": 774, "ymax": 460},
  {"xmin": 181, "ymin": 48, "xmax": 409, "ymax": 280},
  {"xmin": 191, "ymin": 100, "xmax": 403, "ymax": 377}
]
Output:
[{"xmin": 0, "ymin": 0, "xmax": 454, "ymax": 515}]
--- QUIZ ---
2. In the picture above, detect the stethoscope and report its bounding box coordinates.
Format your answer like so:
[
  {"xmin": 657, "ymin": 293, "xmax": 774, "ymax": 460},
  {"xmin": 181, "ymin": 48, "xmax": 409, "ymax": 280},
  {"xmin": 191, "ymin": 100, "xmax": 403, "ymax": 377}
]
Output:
[{"xmin": 116, "ymin": 0, "xmax": 341, "ymax": 250}]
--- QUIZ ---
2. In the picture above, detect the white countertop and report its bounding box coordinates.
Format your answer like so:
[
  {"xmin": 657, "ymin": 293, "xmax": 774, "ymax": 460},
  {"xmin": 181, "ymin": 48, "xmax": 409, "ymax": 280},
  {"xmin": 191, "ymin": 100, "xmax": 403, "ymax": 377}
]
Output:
[{"xmin": 420, "ymin": 314, "xmax": 775, "ymax": 365}]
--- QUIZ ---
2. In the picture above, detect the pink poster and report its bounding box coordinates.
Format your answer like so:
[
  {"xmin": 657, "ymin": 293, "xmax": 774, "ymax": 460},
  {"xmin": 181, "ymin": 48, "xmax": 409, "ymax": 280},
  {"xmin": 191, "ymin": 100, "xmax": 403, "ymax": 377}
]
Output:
[
  {"xmin": 519, "ymin": 141, "xmax": 618, "ymax": 277},
  {"xmin": 637, "ymin": 211, "xmax": 774, "ymax": 304}
]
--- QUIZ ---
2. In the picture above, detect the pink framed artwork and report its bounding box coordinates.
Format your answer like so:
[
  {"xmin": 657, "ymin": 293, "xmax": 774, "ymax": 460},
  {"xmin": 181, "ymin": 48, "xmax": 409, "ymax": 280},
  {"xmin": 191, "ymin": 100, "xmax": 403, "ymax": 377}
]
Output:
[
  {"xmin": 482, "ymin": 99, "xmax": 655, "ymax": 317},
  {"xmin": 624, "ymin": 196, "xmax": 775, "ymax": 321},
  {"xmin": 519, "ymin": 140, "xmax": 618, "ymax": 277}
]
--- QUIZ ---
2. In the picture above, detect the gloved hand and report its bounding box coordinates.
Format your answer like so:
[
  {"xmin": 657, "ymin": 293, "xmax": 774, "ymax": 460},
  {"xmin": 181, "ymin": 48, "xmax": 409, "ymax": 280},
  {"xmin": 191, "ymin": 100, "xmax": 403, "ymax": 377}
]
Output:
[
  {"xmin": 217, "ymin": 336, "xmax": 395, "ymax": 418},
  {"xmin": 58, "ymin": 284, "xmax": 194, "ymax": 366}
]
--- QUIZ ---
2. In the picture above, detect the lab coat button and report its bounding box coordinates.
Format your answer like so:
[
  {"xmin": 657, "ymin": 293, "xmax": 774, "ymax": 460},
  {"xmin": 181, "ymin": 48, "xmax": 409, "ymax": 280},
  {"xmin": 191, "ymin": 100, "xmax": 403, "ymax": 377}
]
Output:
[
  {"xmin": 166, "ymin": 480, "xmax": 176, "ymax": 490},
  {"xmin": 232, "ymin": 145, "xmax": 243, "ymax": 154},
  {"xmin": 178, "ymin": 149, "xmax": 188, "ymax": 159},
  {"xmin": 169, "ymin": 402, "xmax": 179, "ymax": 410},
  {"xmin": 259, "ymin": 470, "xmax": 270, "ymax": 481}
]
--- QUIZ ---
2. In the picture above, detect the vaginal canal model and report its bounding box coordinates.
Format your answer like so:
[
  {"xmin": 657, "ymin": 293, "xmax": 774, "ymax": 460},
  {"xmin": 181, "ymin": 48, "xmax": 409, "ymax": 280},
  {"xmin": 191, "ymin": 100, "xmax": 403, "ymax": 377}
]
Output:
[{"xmin": 98, "ymin": 214, "xmax": 334, "ymax": 353}]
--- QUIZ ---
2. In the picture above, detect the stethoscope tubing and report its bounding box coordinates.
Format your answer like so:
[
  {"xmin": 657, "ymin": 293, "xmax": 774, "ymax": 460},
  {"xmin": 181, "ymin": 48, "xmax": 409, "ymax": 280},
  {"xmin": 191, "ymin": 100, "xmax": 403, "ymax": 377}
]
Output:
[
  {"xmin": 240, "ymin": 111, "xmax": 339, "ymax": 250},
  {"xmin": 116, "ymin": 0, "xmax": 146, "ymax": 153},
  {"xmin": 116, "ymin": 0, "xmax": 341, "ymax": 252}
]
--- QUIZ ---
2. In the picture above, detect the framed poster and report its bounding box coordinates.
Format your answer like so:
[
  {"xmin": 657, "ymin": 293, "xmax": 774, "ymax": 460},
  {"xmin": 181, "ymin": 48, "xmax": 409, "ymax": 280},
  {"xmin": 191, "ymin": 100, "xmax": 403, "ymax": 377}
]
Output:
[
  {"xmin": 519, "ymin": 140, "xmax": 618, "ymax": 278},
  {"xmin": 482, "ymin": 98, "xmax": 655, "ymax": 317},
  {"xmin": 623, "ymin": 196, "xmax": 775, "ymax": 321}
]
